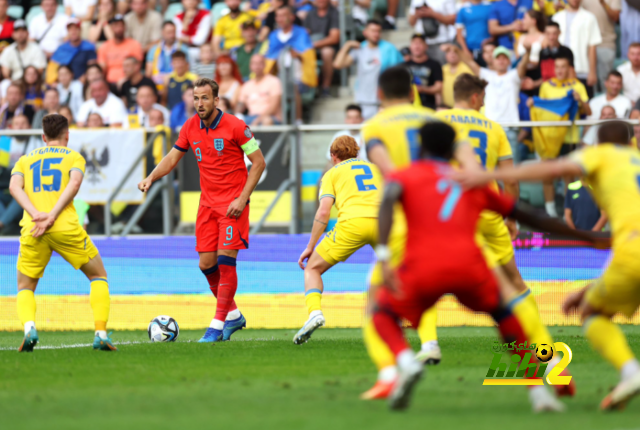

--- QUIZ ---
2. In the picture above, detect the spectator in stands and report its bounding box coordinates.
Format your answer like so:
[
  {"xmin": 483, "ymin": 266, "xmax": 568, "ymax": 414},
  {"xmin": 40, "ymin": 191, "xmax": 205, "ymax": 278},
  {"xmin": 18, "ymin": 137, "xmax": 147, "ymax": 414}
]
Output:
[
  {"xmin": 215, "ymin": 55, "xmax": 243, "ymax": 109},
  {"xmin": 617, "ymin": 43, "xmax": 640, "ymax": 103},
  {"xmin": 57, "ymin": 65, "xmax": 84, "ymax": 118},
  {"xmin": 213, "ymin": 0, "xmax": 254, "ymax": 58},
  {"xmin": 588, "ymin": 71, "xmax": 632, "ymax": 119},
  {"xmin": 231, "ymin": 21, "xmax": 262, "ymax": 81},
  {"xmin": 621, "ymin": 0, "xmax": 640, "ymax": 58},
  {"xmin": 303, "ymin": 0, "xmax": 340, "ymax": 97},
  {"xmin": 324, "ymin": 104, "xmax": 366, "ymax": 170},
  {"xmin": 29, "ymin": 0, "xmax": 68, "ymax": 58},
  {"xmin": 582, "ymin": 0, "xmax": 620, "ymax": 92},
  {"xmin": 516, "ymin": 10, "xmax": 545, "ymax": 96},
  {"xmin": 125, "ymin": 0, "xmax": 162, "ymax": 54},
  {"xmin": 64, "ymin": 0, "xmax": 97, "ymax": 21},
  {"xmin": 0, "ymin": 20, "xmax": 46, "ymax": 81},
  {"xmin": 334, "ymin": 19, "xmax": 403, "ymax": 119},
  {"xmin": 488, "ymin": 0, "xmax": 524, "ymax": 53},
  {"xmin": 21, "ymin": 66, "xmax": 43, "ymax": 111},
  {"xmin": 408, "ymin": 0, "xmax": 456, "ymax": 64},
  {"xmin": 59, "ymin": 105, "xmax": 75, "ymax": 127},
  {"xmin": 582, "ymin": 104, "xmax": 617, "ymax": 145},
  {"xmin": 128, "ymin": 84, "xmax": 169, "ymax": 127},
  {"xmin": 260, "ymin": 0, "xmax": 302, "ymax": 43},
  {"xmin": 193, "ymin": 43, "xmax": 216, "ymax": 78},
  {"xmin": 98, "ymin": 15, "xmax": 144, "ymax": 84},
  {"xmin": 455, "ymin": 0, "xmax": 492, "ymax": 64},
  {"xmin": 401, "ymin": 46, "xmax": 411, "ymax": 62},
  {"xmin": 404, "ymin": 35, "xmax": 442, "ymax": 109},
  {"xmin": 237, "ymin": 54, "xmax": 282, "ymax": 125},
  {"xmin": 165, "ymin": 50, "xmax": 198, "ymax": 110},
  {"xmin": 89, "ymin": 0, "xmax": 117, "ymax": 43},
  {"xmin": 552, "ymin": 0, "xmax": 601, "ymax": 97},
  {"xmin": 51, "ymin": 18, "xmax": 97, "ymax": 83},
  {"xmin": 441, "ymin": 45, "xmax": 472, "ymax": 108},
  {"xmin": 218, "ymin": 96, "xmax": 232, "ymax": 113},
  {"xmin": 170, "ymin": 84, "xmax": 194, "ymax": 131},
  {"xmin": 481, "ymin": 39, "xmax": 496, "ymax": 69},
  {"xmin": 0, "ymin": 83, "xmax": 34, "ymax": 128},
  {"xmin": 145, "ymin": 21, "xmax": 188, "ymax": 88},
  {"xmin": 32, "ymin": 87, "xmax": 61, "ymax": 128},
  {"xmin": 564, "ymin": 179, "xmax": 607, "ymax": 231},
  {"xmin": 86, "ymin": 112, "xmax": 105, "ymax": 127},
  {"xmin": 0, "ymin": 0, "xmax": 15, "ymax": 54},
  {"xmin": 539, "ymin": 22, "xmax": 574, "ymax": 81},
  {"xmin": 120, "ymin": 56, "xmax": 157, "ymax": 108},
  {"xmin": 77, "ymin": 79, "xmax": 128, "ymax": 127},
  {"xmin": 174, "ymin": 0, "xmax": 211, "ymax": 59}
]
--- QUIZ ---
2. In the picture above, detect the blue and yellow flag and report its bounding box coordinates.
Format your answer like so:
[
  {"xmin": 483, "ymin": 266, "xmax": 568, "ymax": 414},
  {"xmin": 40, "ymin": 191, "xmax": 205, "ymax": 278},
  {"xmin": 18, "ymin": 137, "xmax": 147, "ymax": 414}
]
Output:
[
  {"xmin": 530, "ymin": 91, "xmax": 579, "ymax": 159},
  {"xmin": 264, "ymin": 25, "xmax": 318, "ymax": 88},
  {"xmin": 0, "ymin": 135, "xmax": 11, "ymax": 167}
]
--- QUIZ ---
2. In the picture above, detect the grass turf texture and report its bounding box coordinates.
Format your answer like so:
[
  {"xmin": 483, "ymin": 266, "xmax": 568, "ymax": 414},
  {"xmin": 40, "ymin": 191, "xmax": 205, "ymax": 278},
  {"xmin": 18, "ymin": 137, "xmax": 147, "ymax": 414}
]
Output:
[{"xmin": 1, "ymin": 327, "xmax": 639, "ymax": 429}]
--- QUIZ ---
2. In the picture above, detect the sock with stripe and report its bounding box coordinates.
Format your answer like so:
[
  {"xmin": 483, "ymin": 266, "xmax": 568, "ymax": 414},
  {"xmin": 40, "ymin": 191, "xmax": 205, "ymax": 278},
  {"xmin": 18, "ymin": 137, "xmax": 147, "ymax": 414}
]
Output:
[
  {"xmin": 90, "ymin": 278, "xmax": 110, "ymax": 339},
  {"xmin": 584, "ymin": 315, "xmax": 636, "ymax": 372},
  {"xmin": 213, "ymin": 256, "xmax": 238, "ymax": 326},
  {"xmin": 17, "ymin": 289, "xmax": 36, "ymax": 335},
  {"xmin": 202, "ymin": 264, "xmax": 239, "ymax": 320},
  {"xmin": 305, "ymin": 289, "xmax": 322, "ymax": 316},
  {"xmin": 509, "ymin": 288, "xmax": 554, "ymax": 346}
]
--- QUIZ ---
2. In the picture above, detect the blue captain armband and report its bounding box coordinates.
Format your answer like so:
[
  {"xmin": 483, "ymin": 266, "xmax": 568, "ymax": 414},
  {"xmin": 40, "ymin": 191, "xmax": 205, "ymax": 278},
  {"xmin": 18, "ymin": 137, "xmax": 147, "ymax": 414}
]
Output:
[{"xmin": 241, "ymin": 137, "xmax": 259, "ymax": 155}]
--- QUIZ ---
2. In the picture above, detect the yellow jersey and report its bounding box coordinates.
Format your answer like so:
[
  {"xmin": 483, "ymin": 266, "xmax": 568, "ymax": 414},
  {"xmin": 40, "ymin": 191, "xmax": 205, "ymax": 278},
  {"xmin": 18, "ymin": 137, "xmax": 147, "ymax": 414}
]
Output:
[
  {"xmin": 362, "ymin": 103, "xmax": 436, "ymax": 168},
  {"xmin": 11, "ymin": 146, "xmax": 86, "ymax": 236},
  {"xmin": 319, "ymin": 158, "xmax": 383, "ymax": 222},
  {"xmin": 214, "ymin": 12, "xmax": 257, "ymax": 50},
  {"xmin": 539, "ymin": 78, "xmax": 589, "ymax": 144},
  {"xmin": 570, "ymin": 144, "xmax": 640, "ymax": 250}
]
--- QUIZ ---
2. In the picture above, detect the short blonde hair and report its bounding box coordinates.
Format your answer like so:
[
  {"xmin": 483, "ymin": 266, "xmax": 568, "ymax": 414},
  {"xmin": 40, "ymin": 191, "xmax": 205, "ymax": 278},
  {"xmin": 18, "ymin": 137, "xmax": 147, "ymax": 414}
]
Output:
[{"xmin": 330, "ymin": 135, "xmax": 359, "ymax": 161}]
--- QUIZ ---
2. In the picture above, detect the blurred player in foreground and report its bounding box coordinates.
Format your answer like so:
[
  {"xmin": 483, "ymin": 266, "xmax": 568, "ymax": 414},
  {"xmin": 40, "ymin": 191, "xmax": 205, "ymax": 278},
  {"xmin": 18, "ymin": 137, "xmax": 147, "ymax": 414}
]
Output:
[
  {"xmin": 453, "ymin": 121, "xmax": 640, "ymax": 411},
  {"xmin": 11, "ymin": 114, "xmax": 115, "ymax": 352},
  {"xmin": 139, "ymin": 78, "xmax": 266, "ymax": 343},
  {"xmin": 373, "ymin": 121, "xmax": 605, "ymax": 411},
  {"xmin": 436, "ymin": 74, "xmax": 573, "ymax": 397},
  {"xmin": 294, "ymin": 136, "xmax": 383, "ymax": 344}
]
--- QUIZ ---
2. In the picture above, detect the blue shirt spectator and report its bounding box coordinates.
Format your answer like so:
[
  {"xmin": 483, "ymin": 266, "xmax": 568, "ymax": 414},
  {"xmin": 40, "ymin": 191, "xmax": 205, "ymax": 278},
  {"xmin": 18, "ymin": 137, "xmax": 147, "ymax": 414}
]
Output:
[
  {"xmin": 564, "ymin": 180, "xmax": 604, "ymax": 231},
  {"xmin": 51, "ymin": 18, "xmax": 97, "ymax": 81},
  {"xmin": 169, "ymin": 85, "xmax": 195, "ymax": 131},
  {"xmin": 456, "ymin": 1, "xmax": 492, "ymax": 52},
  {"xmin": 488, "ymin": 0, "xmax": 532, "ymax": 50}
]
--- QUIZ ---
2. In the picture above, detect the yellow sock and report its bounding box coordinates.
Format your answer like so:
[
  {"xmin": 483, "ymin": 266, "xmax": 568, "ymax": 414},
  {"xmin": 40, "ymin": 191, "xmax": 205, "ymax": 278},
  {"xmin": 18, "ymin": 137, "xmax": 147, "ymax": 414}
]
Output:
[
  {"xmin": 16, "ymin": 289, "xmax": 36, "ymax": 326},
  {"xmin": 90, "ymin": 278, "xmax": 110, "ymax": 331},
  {"xmin": 510, "ymin": 289, "xmax": 554, "ymax": 346},
  {"xmin": 585, "ymin": 315, "xmax": 635, "ymax": 370},
  {"xmin": 417, "ymin": 306, "xmax": 438, "ymax": 344},
  {"xmin": 305, "ymin": 289, "xmax": 322, "ymax": 315},
  {"xmin": 363, "ymin": 317, "xmax": 396, "ymax": 370}
]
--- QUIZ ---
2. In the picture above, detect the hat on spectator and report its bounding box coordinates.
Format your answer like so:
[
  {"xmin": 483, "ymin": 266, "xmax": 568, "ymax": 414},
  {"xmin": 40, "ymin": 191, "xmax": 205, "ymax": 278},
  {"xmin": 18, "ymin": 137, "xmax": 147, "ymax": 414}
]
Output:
[
  {"xmin": 67, "ymin": 18, "xmax": 81, "ymax": 28},
  {"xmin": 492, "ymin": 46, "xmax": 511, "ymax": 60},
  {"xmin": 13, "ymin": 19, "xmax": 26, "ymax": 30},
  {"xmin": 110, "ymin": 14, "xmax": 125, "ymax": 24}
]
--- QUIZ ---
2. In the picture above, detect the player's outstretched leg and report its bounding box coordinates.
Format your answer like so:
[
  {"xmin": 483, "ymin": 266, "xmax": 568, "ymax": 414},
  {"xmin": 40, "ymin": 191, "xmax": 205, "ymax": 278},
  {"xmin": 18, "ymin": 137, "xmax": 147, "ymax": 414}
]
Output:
[
  {"xmin": 16, "ymin": 273, "xmax": 39, "ymax": 352},
  {"xmin": 82, "ymin": 255, "xmax": 117, "ymax": 351},
  {"xmin": 201, "ymin": 263, "xmax": 245, "ymax": 341},
  {"xmin": 361, "ymin": 317, "xmax": 398, "ymax": 400},
  {"xmin": 200, "ymin": 254, "xmax": 239, "ymax": 343},
  {"xmin": 415, "ymin": 307, "xmax": 441, "ymax": 365},
  {"xmin": 294, "ymin": 252, "xmax": 331, "ymax": 345}
]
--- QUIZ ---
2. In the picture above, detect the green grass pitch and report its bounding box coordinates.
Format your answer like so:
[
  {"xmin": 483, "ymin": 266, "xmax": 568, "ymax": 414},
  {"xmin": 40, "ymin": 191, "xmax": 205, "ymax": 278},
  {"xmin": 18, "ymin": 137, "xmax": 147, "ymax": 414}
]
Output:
[{"xmin": 1, "ymin": 326, "xmax": 640, "ymax": 429}]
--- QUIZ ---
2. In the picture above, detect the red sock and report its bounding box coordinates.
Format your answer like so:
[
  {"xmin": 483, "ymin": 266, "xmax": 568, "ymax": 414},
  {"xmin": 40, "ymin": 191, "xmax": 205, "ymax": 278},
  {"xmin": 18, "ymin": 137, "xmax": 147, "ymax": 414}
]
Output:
[
  {"xmin": 372, "ymin": 310, "xmax": 410, "ymax": 357},
  {"xmin": 215, "ymin": 256, "xmax": 238, "ymax": 321},
  {"xmin": 494, "ymin": 308, "xmax": 538, "ymax": 384},
  {"xmin": 202, "ymin": 263, "xmax": 238, "ymax": 313}
]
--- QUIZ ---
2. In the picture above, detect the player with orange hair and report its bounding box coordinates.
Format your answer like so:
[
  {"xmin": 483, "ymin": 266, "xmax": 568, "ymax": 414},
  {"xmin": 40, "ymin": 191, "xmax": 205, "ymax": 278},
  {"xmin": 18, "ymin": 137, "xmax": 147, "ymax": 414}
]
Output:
[{"xmin": 294, "ymin": 135, "xmax": 383, "ymax": 344}]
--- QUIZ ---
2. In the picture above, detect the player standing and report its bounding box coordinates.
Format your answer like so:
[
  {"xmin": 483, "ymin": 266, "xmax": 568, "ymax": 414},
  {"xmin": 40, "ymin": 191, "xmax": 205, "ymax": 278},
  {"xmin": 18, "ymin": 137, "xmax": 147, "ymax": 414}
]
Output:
[
  {"xmin": 454, "ymin": 121, "xmax": 640, "ymax": 411},
  {"xmin": 373, "ymin": 121, "xmax": 602, "ymax": 410},
  {"xmin": 138, "ymin": 78, "xmax": 266, "ymax": 343},
  {"xmin": 294, "ymin": 136, "xmax": 383, "ymax": 344},
  {"xmin": 11, "ymin": 114, "xmax": 115, "ymax": 352}
]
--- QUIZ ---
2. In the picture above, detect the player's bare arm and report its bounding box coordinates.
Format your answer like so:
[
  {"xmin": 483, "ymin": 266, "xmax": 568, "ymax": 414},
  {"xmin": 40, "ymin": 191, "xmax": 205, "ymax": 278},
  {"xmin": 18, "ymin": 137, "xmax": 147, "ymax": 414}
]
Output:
[
  {"xmin": 497, "ymin": 158, "xmax": 520, "ymax": 239},
  {"xmin": 298, "ymin": 197, "xmax": 333, "ymax": 270},
  {"xmin": 376, "ymin": 181, "xmax": 402, "ymax": 293},
  {"xmin": 226, "ymin": 149, "xmax": 266, "ymax": 218},
  {"xmin": 138, "ymin": 148, "xmax": 186, "ymax": 193},
  {"xmin": 367, "ymin": 144, "xmax": 396, "ymax": 176},
  {"xmin": 9, "ymin": 174, "xmax": 43, "ymax": 229}
]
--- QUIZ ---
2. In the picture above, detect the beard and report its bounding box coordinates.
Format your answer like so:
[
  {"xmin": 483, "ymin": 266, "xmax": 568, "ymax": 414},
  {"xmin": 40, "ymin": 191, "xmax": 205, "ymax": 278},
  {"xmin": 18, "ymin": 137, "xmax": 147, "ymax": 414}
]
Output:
[
  {"xmin": 229, "ymin": 6, "xmax": 240, "ymax": 13},
  {"xmin": 197, "ymin": 107, "xmax": 214, "ymax": 120}
]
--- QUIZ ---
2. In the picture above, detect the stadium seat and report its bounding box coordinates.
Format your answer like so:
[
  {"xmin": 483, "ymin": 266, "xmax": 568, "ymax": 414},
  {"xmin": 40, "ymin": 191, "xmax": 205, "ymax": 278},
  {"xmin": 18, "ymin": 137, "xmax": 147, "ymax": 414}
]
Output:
[
  {"xmin": 7, "ymin": 5, "xmax": 23, "ymax": 19},
  {"xmin": 211, "ymin": 2, "xmax": 230, "ymax": 26},
  {"xmin": 164, "ymin": 3, "xmax": 184, "ymax": 21},
  {"xmin": 25, "ymin": 6, "xmax": 42, "ymax": 26}
]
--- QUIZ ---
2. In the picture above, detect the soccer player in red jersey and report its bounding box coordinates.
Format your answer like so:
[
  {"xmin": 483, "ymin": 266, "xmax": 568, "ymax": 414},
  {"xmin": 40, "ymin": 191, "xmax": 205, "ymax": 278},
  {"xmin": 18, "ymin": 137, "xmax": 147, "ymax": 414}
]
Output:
[
  {"xmin": 371, "ymin": 121, "xmax": 605, "ymax": 411},
  {"xmin": 138, "ymin": 78, "xmax": 266, "ymax": 342}
]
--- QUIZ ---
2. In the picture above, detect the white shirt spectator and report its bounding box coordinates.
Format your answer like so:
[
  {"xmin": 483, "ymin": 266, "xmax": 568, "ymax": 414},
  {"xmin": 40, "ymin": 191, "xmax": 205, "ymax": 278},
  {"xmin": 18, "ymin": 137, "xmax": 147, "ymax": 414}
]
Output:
[
  {"xmin": 325, "ymin": 130, "xmax": 368, "ymax": 161},
  {"xmin": 409, "ymin": 0, "xmax": 456, "ymax": 45},
  {"xmin": 172, "ymin": 12, "xmax": 211, "ymax": 47},
  {"xmin": 64, "ymin": 0, "xmax": 97, "ymax": 18},
  {"xmin": 0, "ymin": 41, "xmax": 47, "ymax": 80},
  {"xmin": 479, "ymin": 68, "xmax": 521, "ymax": 123},
  {"xmin": 28, "ymin": 12, "xmax": 68, "ymax": 54},
  {"xmin": 552, "ymin": 8, "xmax": 602, "ymax": 78},
  {"xmin": 57, "ymin": 80, "xmax": 84, "ymax": 118},
  {"xmin": 616, "ymin": 62, "xmax": 640, "ymax": 103},
  {"xmin": 77, "ymin": 92, "xmax": 129, "ymax": 128},
  {"xmin": 588, "ymin": 93, "xmax": 632, "ymax": 119},
  {"xmin": 136, "ymin": 103, "xmax": 170, "ymax": 127}
]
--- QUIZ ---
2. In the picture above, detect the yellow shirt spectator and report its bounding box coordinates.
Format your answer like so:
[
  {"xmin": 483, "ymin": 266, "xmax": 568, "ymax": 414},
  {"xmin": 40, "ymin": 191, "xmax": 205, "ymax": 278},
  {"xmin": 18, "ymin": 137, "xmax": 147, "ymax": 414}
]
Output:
[{"xmin": 213, "ymin": 12, "xmax": 258, "ymax": 52}]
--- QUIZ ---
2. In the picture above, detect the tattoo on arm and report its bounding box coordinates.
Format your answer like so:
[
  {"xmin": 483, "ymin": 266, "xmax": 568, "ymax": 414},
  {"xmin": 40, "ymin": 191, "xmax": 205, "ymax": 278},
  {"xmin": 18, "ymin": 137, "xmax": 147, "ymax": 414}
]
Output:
[{"xmin": 314, "ymin": 218, "xmax": 328, "ymax": 226}]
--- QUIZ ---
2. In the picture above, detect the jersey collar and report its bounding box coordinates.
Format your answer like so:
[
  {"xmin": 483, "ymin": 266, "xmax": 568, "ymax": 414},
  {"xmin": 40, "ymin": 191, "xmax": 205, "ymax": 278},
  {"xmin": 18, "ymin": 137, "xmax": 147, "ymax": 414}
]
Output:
[{"xmin": 199, "ymin": 109, "xmax": 224, "ymax": 132}]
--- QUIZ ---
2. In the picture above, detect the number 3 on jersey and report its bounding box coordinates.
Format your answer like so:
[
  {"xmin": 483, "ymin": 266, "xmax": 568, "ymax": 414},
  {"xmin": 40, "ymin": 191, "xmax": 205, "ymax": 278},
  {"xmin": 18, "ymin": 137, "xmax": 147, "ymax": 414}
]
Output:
[
  {"xmin": 468, "ymin": 130, "xmax": 487, "ymax": 167},
  {"xmin": 352, "ymin": 165, "xmax": 377, "ymax": 191}
]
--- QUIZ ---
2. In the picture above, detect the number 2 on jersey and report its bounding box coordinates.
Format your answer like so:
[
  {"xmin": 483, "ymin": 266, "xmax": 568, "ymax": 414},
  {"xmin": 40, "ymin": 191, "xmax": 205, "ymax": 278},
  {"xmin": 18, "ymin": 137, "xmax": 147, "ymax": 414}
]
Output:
[
  {"xmin": 436, "ymin": 178, "xmax": 462, "ymax": 221},
  {"xmin": 352, "ymin": 165, "xmax": 377, "ymax": 191},
  {"xmin": 468, "ymin": 130, "xmax": 488, "ymax": 167},
  {"xmin": 30, "ymin": 158, "xmax": 63, "ymax": 193}
]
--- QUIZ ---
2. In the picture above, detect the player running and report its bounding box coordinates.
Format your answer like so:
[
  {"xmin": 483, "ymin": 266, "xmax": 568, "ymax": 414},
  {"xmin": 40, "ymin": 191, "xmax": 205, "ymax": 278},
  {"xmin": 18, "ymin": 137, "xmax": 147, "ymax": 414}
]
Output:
[
  {"xmin": 138, "ymin": 78, "xmax": 266, "ymax": 343},
  {"xmin": 11, "ymin": 114, "xmax": 115, "ymax": 352},
  {"xmin": 294, "ymin": 136, "xmax": 383, "ymax": 344},
  {"xmin": 454, "ymin": 121, "xmax": 640, "ymax": 411},
  {"xmin": 373, "ymin": 121, "xmax": 604, "ymax": 410}
]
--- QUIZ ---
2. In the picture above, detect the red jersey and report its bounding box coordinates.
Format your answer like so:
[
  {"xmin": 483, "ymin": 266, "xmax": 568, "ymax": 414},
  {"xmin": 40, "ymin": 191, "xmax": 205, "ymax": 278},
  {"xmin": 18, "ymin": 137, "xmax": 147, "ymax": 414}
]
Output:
[
  {"xmin": 388, "ymin": 160, "xmax": 515, "ymax": 274},
  {"xmin": 175, "ymin": 110, "xmax": 254, "ymax": 208}
]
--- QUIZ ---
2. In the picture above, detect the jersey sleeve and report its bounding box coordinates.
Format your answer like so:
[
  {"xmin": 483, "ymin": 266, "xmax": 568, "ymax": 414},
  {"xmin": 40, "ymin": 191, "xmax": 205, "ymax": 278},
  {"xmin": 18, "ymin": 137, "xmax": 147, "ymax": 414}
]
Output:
[
  {"xmin": 70, "ymin": 152, "xmax": 86, "ymax": 176},
  {"xmin": 482, "ymin": 186, "xmax": 516, "ymax": 217},
  {"xmin": 318, "ymin": 170, "xmax": 335, "ymax": 201},
  {"xmin": 362, "ymin": 121, "xmax": 383, "ymax": 155},
  {"xmin": 496, "ymin": 127, "xmax": 513, "ymax": 161},
  {"xmin": 174, "ymin": 124, "xmax": 190, "ymax": 152},
  {"xmin": 569, "ymin": 147, "xmax": 600, "ymax": 177},
  {"xmin": 234, "ymin": 121, "xmax": 259, "ymax": 155},
  {"xmin": 11, "ymin": 156, "xmax": 24, "ymax": 177}
]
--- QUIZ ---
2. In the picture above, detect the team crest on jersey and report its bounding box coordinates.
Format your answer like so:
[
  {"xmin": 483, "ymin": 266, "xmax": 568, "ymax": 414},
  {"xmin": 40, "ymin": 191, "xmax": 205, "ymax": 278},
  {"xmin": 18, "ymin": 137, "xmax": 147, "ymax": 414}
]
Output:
[
  {"xmin": 244, "ymin": 127, "xmax": 252, "ymax": 139},
  {"xmin": 214, "ymin": 139, "xmax": 224, "ymax": 152}
]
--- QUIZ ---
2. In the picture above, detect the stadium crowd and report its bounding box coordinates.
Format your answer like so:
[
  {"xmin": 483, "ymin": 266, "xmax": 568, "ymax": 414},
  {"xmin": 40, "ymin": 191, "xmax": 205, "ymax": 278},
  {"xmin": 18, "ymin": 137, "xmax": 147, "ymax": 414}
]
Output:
[{"xmin": 0, "ymin": 0, "xmax": 638, "ymax": 233}]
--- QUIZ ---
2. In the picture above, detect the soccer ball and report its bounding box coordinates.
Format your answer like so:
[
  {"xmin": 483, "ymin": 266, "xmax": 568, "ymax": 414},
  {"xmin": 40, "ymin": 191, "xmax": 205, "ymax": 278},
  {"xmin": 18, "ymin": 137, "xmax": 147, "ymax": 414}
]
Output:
[
  {"xmin": 536, "ymin": 343, "xmax": 554, "ymax": 362},
  {"xmin": 148, "ymin": 315, "xmax": 179, "ymax": 342}
]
